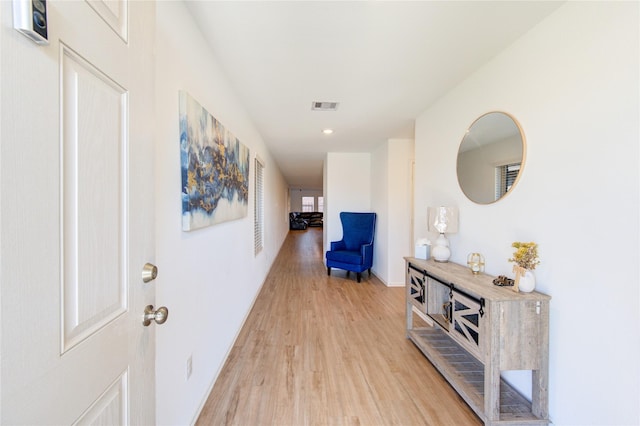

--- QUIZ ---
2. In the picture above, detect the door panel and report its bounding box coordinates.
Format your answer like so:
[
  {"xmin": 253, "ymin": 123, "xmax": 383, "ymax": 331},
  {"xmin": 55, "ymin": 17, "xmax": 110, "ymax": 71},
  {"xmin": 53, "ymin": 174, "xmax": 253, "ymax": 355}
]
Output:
[
  {"xmin": 73, "ymin": 371, "xmax": 128, "ymax": 426},
  {"xmin": 1, "ymin": 0, "xmax": 156, "ymax": 423},
  {"xmin": 61, "ymin": 43, "xmax": 128, "ymax": 352},
  {"xmin": 86, "ymin": 0, "xmax": 128, "ymax": 42}
]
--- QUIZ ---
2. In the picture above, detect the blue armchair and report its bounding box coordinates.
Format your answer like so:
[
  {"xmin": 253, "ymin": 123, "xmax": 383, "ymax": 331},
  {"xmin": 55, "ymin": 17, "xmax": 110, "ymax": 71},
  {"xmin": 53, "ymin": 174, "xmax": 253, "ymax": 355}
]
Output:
[{"xmin": 325, "ymin": 212, "xmax": 376, "ymax": 283}]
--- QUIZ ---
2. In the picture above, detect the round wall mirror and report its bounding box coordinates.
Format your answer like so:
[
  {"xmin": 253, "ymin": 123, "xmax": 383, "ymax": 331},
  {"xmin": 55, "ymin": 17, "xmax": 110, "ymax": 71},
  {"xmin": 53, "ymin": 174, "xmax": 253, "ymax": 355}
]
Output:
[{"xmin": 456, "ymin": 112, "xmax": 526, "ymax": 204}]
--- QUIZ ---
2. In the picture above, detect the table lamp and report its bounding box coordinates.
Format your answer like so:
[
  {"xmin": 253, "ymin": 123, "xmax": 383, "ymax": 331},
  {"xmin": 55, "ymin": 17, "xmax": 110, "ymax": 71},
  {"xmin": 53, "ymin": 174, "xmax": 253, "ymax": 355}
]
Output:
[{"xmin": 428, "ymin": 206, "xmax": 459, "ymax": 262}]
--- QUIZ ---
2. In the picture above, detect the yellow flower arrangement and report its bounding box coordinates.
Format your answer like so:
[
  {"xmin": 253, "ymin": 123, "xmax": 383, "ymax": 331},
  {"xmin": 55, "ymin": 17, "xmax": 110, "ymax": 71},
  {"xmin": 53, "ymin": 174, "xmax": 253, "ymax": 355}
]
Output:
[{"xmin": 508, "ymin": 242, "xmax": 540, "ymax": 271}]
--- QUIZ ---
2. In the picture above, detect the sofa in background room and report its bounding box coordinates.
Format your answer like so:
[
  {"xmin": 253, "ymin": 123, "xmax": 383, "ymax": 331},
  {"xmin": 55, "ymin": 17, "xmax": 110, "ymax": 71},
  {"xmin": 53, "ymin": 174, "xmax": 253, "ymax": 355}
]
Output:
[{"xmin": 289, "ymin": 212, "xmax": 323, "ymax": 230}]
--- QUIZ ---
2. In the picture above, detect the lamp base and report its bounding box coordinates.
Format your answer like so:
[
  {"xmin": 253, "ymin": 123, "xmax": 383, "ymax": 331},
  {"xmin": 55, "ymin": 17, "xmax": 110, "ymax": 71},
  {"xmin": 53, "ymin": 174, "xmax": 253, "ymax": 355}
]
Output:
[{"xmin": 432, "ymin": 233, "xmax": 451, "ymax": 262}]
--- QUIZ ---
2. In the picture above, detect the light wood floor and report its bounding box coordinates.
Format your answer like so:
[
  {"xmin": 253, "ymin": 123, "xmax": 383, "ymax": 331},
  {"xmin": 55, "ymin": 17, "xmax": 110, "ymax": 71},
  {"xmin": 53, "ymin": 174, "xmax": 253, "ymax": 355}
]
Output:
[{"xmin": 196, "ymin": 228, "xmax": 482, "ymax": 425}]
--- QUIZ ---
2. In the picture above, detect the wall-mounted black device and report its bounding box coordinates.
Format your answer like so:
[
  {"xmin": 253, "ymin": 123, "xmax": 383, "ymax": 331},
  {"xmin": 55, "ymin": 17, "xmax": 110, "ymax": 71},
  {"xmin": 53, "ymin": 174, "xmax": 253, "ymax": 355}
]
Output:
[{"xmin": 13, "ymin": 0, "xmax": 49, "ymax": 45}]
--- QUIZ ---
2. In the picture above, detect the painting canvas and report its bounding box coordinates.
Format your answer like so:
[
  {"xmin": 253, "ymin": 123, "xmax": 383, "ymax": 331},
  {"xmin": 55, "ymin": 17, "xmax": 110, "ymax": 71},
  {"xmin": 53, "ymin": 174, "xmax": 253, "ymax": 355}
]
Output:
[{"xmin": 179, "ymin": 91, "xmax": 250, "ymax": 231}]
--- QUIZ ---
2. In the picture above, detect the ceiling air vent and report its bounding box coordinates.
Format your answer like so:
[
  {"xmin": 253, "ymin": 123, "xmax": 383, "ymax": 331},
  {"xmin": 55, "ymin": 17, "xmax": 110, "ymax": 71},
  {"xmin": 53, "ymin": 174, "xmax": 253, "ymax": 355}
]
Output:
[{"xmin": 311, "ymin": 101, "xmax": 339, "ymax": 111}]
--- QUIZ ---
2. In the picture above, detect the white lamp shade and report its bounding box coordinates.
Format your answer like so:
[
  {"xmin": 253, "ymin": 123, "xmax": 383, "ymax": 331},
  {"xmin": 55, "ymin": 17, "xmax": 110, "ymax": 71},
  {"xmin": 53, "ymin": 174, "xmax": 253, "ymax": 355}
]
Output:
[{"xmin": 428, "ymin": 206, "xmax": 459, "ymax": 234}]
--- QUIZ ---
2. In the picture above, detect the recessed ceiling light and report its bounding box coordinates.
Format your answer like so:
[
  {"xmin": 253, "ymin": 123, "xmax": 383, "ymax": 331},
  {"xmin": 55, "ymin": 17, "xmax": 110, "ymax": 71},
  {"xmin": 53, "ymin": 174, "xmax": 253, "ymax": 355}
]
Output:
[{"xmin": 322, "ymin": 129, "xmax": 334, "ymax": 135}]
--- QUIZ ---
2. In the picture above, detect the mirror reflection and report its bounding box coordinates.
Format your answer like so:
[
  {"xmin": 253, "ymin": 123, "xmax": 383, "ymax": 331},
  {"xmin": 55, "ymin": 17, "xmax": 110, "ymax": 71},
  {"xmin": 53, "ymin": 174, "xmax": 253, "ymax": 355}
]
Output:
[{"xmin": 456, "ymin": 112, "xmax": 525, "ymax": 204}]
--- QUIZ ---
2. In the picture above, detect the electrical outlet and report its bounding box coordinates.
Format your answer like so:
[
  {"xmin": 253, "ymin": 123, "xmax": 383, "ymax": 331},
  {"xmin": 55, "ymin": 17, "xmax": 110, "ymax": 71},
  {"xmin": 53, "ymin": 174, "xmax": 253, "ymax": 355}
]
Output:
[{"xmin": 186, "ymin": 355, "xmax": 193, "ymax": 380}]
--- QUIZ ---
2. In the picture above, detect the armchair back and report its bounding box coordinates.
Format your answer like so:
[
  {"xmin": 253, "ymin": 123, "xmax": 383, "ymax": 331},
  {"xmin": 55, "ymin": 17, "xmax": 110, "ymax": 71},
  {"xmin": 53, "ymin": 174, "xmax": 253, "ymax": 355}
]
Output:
[{"xmin": 340, "ymin": 212, "xmax": 376, "ymax": 250}]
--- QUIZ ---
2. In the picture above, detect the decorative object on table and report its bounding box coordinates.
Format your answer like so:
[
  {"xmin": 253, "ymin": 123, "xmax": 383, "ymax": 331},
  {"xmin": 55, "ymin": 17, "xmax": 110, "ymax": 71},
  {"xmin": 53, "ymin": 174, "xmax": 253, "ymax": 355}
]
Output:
[
  {"xmin": 179, "ymin": 91, "xmax": 250, "ymax": 231},
  {"xmin": 427, "ymin": 206, "xmax": 459, "ymax": 262},
  {"xmin": 467, "ymin": 252, "xmax": 485, "ymax": 274},
  {"xmin": 442, "ymin": 301, "xmax": 452, "ymax": 323},
  {"xmin": 492, "ymin": 275, "xmax": 514, "ymax": 287},
  {"xmin": 508, "ymin": 241, "xmax": 540, "ymax": 293},
  {"xmin": 414, "ymin": 238, "xmax": 431, "ymax": 260}
]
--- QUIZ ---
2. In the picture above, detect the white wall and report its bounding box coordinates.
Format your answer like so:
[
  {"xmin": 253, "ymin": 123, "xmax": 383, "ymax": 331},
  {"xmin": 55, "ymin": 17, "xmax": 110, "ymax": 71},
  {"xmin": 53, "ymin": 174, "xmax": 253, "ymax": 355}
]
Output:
[
  {"xmin": 371, "ymin": 139, "xmax": 414, "ymax": 286},
  {"xmin": 414, "ymin": 2, "xmax": 639, "ymax": 425},
  {"xmin": 0, "ymin": 3, "xmax": 4, "ymax": 418},
  {"xmin": 289, "ymin": 188, "xmax": 323, "ymax": 212},
  {"xmin": 155, "ymin": 2, "xmax": 288, "ymax": 424},
  {"xmin": 387, "ymin": 139, "xmax": 414, "ymax": 284},
  {"xmin": 371, "ymin": 144, "xmax": 389, "ymax": 280},
  {"xmin": 323, "ymin": 153, "xmax": 371, "ymax": 256}
]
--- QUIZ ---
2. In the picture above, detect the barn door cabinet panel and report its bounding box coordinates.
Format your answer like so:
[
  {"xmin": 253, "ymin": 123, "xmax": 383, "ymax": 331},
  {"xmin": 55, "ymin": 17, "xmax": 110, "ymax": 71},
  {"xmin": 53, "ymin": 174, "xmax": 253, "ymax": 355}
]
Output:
[{"xmin": 405, "ymin": 258, "xmax": 550, "ymax": 426}]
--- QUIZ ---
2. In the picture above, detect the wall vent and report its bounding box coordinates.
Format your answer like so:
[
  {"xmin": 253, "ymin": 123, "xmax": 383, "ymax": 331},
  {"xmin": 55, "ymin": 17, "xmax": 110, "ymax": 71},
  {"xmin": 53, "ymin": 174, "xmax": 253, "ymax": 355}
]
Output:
[{"xmin": 311, "ymin": 101, "xmax": 339, "ymax": 111}]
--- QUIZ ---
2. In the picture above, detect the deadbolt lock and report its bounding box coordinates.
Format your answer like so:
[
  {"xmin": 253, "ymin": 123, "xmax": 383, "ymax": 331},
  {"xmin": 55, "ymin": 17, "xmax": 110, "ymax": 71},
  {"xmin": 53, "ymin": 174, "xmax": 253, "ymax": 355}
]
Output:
[{"xmin": 142, "ymin": 263, "xmax": 158, "ymax": 283}]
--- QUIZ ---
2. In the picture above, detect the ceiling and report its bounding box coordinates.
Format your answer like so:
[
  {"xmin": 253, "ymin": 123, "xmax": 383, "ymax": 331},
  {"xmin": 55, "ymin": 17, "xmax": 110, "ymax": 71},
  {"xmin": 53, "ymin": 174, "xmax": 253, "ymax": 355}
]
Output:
[{"xmin": 185, "ymin": 1, "xmax": 563, "ymax": 190}]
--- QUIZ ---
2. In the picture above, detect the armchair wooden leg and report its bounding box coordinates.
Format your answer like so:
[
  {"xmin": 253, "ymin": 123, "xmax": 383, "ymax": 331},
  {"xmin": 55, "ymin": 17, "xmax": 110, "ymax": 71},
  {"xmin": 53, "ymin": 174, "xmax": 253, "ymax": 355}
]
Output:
[
  {"xmin": 357, "ymin": 272, "xmax": 362, "ymax": 283},
  {"xmin": 327, "ymin": 267, "xmax": 331, "ymax": 276},
  {"xmin": 368, "ymin": 268, "xmax": 372, "ymax": 276}
]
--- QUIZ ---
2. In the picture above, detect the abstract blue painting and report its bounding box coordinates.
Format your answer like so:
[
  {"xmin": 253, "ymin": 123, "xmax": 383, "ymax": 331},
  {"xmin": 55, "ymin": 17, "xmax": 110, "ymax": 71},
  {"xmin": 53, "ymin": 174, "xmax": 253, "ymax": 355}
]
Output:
[{"xmin": 179, "ymin": 91, "xmax": 250, "ymax": 231}]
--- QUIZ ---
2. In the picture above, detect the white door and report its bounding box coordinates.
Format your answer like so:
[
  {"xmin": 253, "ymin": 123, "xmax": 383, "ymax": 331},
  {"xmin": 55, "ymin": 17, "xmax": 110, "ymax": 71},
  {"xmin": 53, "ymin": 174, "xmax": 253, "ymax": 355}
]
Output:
[{"xmin": 1, "ymin": 1, "xmax": 158, "ymax": 423}]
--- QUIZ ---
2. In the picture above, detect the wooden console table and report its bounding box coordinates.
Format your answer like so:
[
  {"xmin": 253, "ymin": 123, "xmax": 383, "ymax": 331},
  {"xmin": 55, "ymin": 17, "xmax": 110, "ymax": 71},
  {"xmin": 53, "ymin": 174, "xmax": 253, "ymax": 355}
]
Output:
[{"xmin": 405, "ymin": 257, "xmax": 550, "ymax": 425}]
